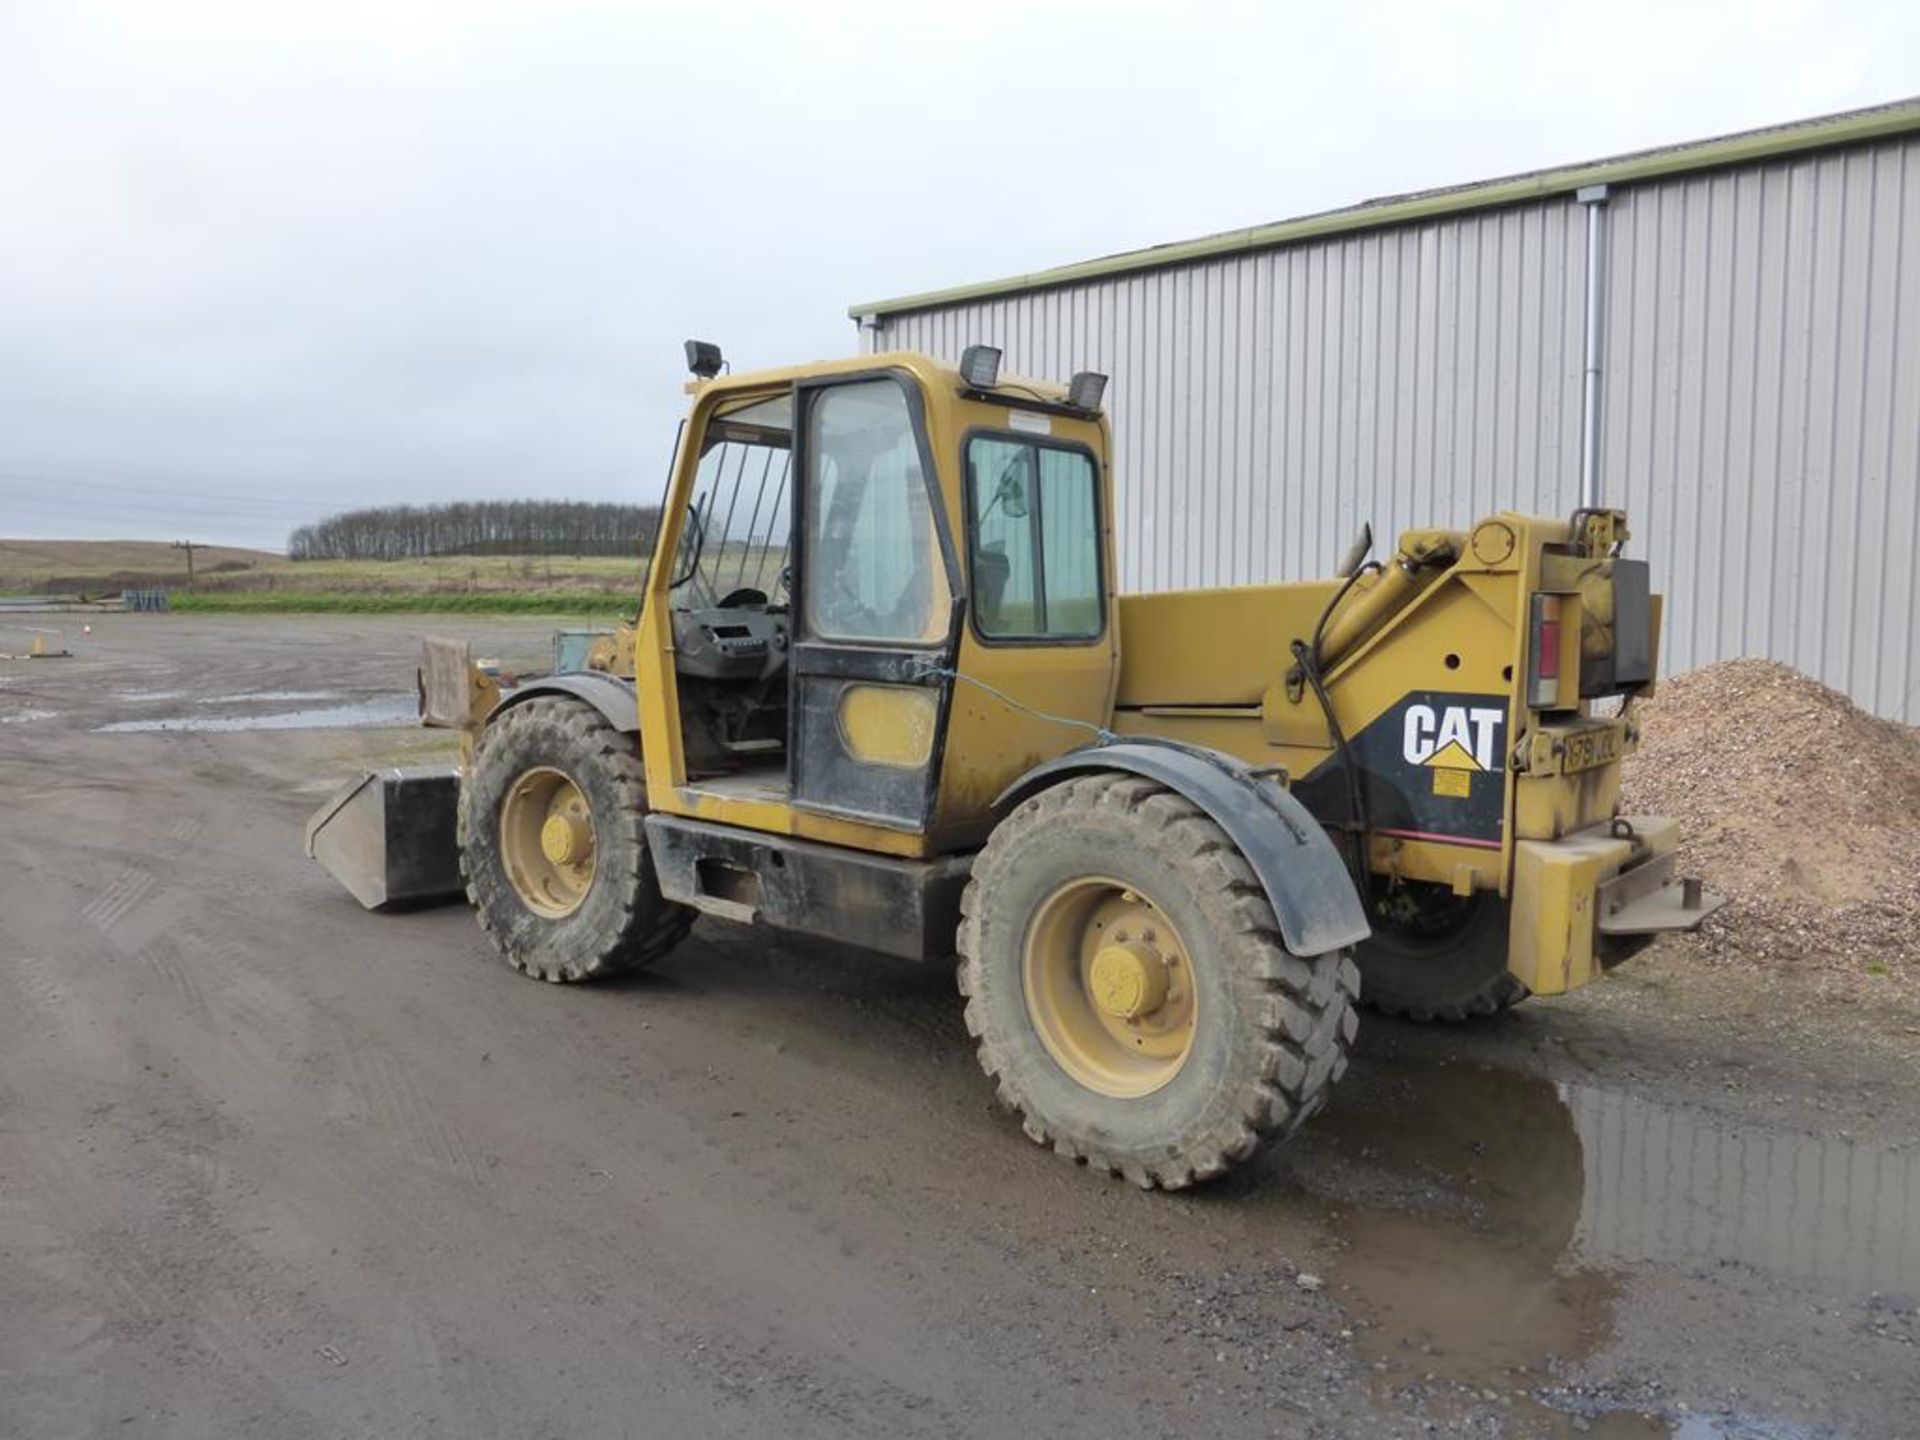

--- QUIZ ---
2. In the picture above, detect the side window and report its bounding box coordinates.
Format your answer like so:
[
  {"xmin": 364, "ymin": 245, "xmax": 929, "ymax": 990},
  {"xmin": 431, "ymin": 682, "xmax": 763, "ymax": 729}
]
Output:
[
  {"xmin": 967, "ymin": 436, "xmax": 1102, "ymax": 640},
  {"xmin": 674, "ymin": 392, "xmax": 792, "ymax": 607},
  {"xmin": 804, "ymin": 379, "xmax": 950, "ymax": 644}
]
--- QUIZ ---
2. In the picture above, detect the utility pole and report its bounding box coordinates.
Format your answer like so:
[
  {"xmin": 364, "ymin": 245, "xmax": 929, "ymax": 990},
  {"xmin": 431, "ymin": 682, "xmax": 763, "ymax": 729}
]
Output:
[{"xmin": 171, "ymin": 540, "xmax": 199, "ymax": 587}]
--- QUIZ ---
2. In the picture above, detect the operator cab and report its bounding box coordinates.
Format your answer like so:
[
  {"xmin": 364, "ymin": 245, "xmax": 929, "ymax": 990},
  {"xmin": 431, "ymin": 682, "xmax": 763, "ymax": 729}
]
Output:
[
  {"xmin": 667, "ymin": 365, "xmax": 956, "ymax": 793},
  {"xmin": 666, "ymin": 360, "xmax": 963, "ymax": 823},
  {"xmin": 656, "ymin": 345, "xmax": 1111, "ymax": 840}
]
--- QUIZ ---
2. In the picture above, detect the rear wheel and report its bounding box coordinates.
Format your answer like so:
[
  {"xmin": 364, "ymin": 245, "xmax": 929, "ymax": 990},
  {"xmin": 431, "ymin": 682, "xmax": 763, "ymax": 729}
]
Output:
[
  {"xmin": 460, "ymin": 696, "xmax": 693, "ymax": 982},
  {"xmin": 958, "ymin": 773, "xmax": 1359, "ymax": 1190},
  {"xmin": 1355, "ymin": 883, "xmax": 1527, "ymax": 1022}
]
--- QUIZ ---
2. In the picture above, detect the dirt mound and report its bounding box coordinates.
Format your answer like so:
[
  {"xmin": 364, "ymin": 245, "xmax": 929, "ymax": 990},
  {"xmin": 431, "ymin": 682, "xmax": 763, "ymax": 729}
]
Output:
[{"xmin": 1620, "ymin": 660, "xmax": 1920, "ymax": 976}]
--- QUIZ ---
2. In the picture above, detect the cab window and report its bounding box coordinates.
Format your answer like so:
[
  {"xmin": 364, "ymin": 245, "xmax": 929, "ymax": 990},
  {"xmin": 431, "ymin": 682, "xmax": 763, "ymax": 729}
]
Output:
[
  {"xmin": 673, "ymin": 391, "xmax": 791, "ymax": 607},
  {"xmin": 803, "ymin": 379, "xmax": 950, "ymax": 644},
  {"xmin": 966, "ymin": 436, "xmax": 1101, "ymax": 640}
]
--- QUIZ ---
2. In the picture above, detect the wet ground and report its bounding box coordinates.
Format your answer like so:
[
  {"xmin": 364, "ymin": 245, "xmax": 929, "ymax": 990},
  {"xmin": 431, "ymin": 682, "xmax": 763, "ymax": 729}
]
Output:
[{"xmin": 2, "ymin": 615, "xmax": 1915, "ymax": 1439}]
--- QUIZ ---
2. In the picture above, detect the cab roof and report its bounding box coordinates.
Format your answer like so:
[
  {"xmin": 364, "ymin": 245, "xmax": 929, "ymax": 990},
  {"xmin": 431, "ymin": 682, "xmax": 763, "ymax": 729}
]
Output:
[{"xmin": 687, "ymin": 350, "xmax": 1075, "ymax": 407}]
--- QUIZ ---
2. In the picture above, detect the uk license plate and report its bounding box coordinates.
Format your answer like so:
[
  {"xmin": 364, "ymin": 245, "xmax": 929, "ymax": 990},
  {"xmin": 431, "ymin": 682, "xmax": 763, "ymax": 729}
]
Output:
[{"xmin": 1561, "ymin": 723, "xmax": 1623, "ymax": 775}]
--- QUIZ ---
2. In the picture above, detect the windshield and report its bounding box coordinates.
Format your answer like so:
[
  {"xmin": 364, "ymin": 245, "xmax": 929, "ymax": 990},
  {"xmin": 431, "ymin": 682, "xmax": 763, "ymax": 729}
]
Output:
[{"xmin": 672, "ymin": 392, "xmax": 792, "ymax": 607}]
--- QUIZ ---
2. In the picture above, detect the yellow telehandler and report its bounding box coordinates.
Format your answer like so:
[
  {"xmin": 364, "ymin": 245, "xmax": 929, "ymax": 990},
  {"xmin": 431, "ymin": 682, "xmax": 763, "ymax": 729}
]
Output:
[{"xmin": 308, "ymin": 342, "xmax": 1721, "ymax": 1189}]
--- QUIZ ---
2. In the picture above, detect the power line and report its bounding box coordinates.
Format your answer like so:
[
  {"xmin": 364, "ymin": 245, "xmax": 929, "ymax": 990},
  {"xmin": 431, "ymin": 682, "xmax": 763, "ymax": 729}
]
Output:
[
  {"xmin": 1, "ymin": 495, "xmax": 320, "ymax": 523},
  {"xmin": 0, "ymin": 475, "xmax": 335, "ymax": 515},
  {"xmin": 0, "ymin": 465, "xmax": 383, "ymax": 498}
]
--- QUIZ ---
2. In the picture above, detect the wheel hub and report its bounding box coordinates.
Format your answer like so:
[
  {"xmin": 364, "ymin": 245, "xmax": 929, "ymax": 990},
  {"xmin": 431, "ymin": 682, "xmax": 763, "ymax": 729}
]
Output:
[
  {"xmin": 1089, "ymin": 940, "xmax": 1169, "ymax": 1020},
  {"xmin": 540, "ymin": 811, "xmax": 591, "ymax": 866},
  {"xmin": 1021, "ymin": 878, "xmax": 1198, "ymax": 1099},
  {"xmin": 499, "ymin": 766, "xmax": 597, "ymax": 919}
]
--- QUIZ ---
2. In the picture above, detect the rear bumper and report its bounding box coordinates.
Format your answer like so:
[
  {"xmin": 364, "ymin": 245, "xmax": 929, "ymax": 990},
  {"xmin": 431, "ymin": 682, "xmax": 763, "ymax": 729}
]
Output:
[{"xmin": 1507, "ymin": 815, "xmax": 1724, "ymax": 996}]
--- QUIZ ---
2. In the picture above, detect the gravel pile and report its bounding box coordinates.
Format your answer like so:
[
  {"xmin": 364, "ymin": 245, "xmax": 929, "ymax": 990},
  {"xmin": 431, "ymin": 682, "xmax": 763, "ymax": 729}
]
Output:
[{"xmin": 1619, "ymin": 659, "xmax": 1920, "ymax": 978}]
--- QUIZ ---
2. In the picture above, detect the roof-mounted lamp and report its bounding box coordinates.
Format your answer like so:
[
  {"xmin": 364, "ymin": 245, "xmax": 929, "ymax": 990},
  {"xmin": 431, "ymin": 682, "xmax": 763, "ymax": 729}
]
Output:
[
  {"xmin": 958, "ymin": 344, "xmax": 1003, "ymax": 389},
  {"xmin": 1067, "ymin": 370, "xmax": 1109, "ymax": 413}
]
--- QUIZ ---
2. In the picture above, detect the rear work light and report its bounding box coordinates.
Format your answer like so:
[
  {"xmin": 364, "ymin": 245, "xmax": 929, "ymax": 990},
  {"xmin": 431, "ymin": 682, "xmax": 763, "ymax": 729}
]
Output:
[{"xmin": 1529, "ymin": 593, "xmax": 1566, "ymax": 710}]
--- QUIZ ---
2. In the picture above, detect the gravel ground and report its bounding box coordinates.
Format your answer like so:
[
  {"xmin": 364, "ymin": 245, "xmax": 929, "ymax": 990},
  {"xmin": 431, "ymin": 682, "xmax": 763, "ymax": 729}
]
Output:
[
  {"xmin": 1620, "ymin": 660, "xmax": 1920, "ymax": 992},
  {"xmin": 1, "ymin": 616, "xmax": 1916, "ymax": 1439}
]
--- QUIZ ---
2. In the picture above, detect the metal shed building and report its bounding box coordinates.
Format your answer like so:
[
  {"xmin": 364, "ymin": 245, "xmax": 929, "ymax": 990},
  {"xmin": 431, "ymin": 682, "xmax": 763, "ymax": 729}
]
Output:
[{"xmin": 852, "ymin": 100, "xmax": 1920, "ymax": 721}]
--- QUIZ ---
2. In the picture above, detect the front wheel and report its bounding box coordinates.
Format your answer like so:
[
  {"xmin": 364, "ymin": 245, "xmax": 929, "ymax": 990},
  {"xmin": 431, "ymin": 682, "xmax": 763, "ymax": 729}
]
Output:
[
  {"xmin": 957, "ymin": 774, "xmax": 1359, "ymax": 1190},
  {"xmin": 459, "ymin": 696, "xmax": 693, "ymax": 982}
]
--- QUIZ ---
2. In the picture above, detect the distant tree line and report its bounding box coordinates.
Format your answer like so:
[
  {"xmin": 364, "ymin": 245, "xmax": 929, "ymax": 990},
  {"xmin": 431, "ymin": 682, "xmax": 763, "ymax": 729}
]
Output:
[{"xmin": 288, "ymin": 500, "xmax": 662, "ymax": 561}]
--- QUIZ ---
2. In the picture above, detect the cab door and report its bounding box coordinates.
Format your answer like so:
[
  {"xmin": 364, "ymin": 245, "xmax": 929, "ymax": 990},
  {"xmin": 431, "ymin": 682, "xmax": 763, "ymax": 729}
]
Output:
[{"xmin": 788, "ymin": 373, "xmax": 959, "ymax": 830}]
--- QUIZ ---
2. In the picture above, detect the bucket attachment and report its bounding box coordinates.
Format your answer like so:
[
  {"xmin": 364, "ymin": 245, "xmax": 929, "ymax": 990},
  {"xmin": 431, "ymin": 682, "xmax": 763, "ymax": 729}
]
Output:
[{"xmin": 305, "ymin": 766, "xmax": 466, "ymax": 911}]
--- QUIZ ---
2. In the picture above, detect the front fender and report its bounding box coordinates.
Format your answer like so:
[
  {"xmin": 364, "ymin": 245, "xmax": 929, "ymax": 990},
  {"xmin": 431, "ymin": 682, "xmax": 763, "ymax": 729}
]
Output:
[
  {"xmin": 492, "ymin": 672, "xmax": 641, "ymax": 734},
  {"xmin": 996, "ymin": 740, "xmax": 1370, "ymax": 958}
]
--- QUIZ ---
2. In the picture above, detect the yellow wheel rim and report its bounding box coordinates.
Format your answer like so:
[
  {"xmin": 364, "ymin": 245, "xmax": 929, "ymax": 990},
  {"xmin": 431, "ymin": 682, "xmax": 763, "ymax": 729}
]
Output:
[
  {"xmin": 1021, "ymin": 876, "xmax": 1198, "ymax": 1099},
  {"xmin": 500, "ymin": 766, "xmax": 597, "ymax": 918}
]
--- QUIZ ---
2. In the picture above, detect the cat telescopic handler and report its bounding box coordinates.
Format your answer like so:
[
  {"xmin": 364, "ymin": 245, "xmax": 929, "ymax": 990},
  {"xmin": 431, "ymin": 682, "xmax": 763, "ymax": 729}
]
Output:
[{"xmin": 308, "ymin": 342, "xmax": 1722, "ymax": 1189}]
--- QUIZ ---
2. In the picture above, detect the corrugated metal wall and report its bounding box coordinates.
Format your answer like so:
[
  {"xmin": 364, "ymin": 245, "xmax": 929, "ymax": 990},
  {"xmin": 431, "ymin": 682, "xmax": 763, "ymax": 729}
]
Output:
[
  {"xmin": 864, "ymin": 135, "xmax": 1920, "ymax": 721},
  {"xmin": 1600, "ymin": 138, "xmax": 1920, "ymax": 720}
]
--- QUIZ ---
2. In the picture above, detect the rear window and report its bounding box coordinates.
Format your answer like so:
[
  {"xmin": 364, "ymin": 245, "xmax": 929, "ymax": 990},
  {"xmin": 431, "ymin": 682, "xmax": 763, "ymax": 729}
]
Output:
[{"xmin": 965, "ymin": 436, "xmax": 1101, "ymax": 641}]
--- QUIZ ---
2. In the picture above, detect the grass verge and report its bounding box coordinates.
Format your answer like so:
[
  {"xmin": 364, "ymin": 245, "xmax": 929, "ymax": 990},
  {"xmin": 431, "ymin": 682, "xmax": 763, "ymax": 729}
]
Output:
[{"xmin": 168, "ymin": 590, "xmax": 636, "ymax": 616}]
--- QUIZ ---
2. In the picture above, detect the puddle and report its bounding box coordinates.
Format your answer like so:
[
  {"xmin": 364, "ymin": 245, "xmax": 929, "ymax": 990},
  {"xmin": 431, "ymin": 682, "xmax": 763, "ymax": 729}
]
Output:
[
  {"xmin": 1, "ymin": 708, "xmax": 57, "ymax": 725},
  {"xmin": 1561, "ymin": 1079, "xmax": 1917, "ymax": 1295},
  {"xmin": 1283, "ymin": 1057, "xmax": 1914, "ymax": 1435},
  {"xmin": 95, "ymin": 693, "xmax": 417, "ymax": 733},
  {"xmin": 197, "ymin": 690, "xmax": 341, "ymax": 705},
  {"xmin": 1298, "ymin": 1065, "xmax": 1604, "ymax": 1386}
]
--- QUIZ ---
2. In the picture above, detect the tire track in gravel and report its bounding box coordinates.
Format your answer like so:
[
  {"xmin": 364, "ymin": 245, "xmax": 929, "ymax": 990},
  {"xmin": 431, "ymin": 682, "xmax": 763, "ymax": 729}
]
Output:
[
  {"xmin": 327, "ymin": 1019, "xmax": 486, "ymax": 1188},
  {"xmin": 81, "ymin": 864, "xmax": 157, "ymax": 934},
  {"xmin": 136, "ymin": 933, "xmax": 215, "ymax": 1024},
  {"xmin": 6, "ymin": 1126, "xmax": 337, "ymax": 1438}
]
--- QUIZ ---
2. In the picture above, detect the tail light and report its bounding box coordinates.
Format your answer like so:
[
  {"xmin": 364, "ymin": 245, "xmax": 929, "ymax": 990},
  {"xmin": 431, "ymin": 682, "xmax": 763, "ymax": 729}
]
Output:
[{"xmin": 1529, "ymin": 594, "xmax": 1566, "ymax": 710}]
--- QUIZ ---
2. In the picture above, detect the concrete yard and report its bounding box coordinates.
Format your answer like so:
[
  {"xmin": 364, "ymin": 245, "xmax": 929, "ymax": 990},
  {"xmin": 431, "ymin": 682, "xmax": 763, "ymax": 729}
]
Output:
[{"xmin": 2, "ymin": 615, "xmax": 1915, "ymax": 1439}]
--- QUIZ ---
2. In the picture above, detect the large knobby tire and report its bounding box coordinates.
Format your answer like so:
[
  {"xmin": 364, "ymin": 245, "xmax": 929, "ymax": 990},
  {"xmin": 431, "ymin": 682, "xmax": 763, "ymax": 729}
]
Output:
[
  {"xmin": 459, "ymin": 696, "xmax": 693, "ymax": 983},
  {"xmin": 1355, "ymin": 885, "xmax": 1529, "ymax": 1022},
  {"xmin": 957, "ymin": 773, "xmax": 1360, "ymax": 1190}
]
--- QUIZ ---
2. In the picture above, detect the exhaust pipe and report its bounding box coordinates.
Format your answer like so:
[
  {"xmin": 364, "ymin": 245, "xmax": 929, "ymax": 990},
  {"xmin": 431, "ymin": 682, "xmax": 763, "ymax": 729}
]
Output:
[{"xmin": 1577, "ymin": 184, "xmax": 1610, "ymax": 510}]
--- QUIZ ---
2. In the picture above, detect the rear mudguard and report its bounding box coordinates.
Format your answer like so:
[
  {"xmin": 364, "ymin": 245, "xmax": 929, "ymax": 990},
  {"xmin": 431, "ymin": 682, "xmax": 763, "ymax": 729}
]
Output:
[{"xmin": 996, "ymin": 740, "xmax": 1370, "ymax": 958}]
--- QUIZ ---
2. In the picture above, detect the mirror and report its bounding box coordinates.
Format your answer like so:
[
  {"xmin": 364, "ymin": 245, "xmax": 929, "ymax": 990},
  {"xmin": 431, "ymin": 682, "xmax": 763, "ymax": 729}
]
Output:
[
  {"xmin": 995, "ymin": 470, "xmax": 1029, "ymax": 519},
  {"xmin": 983, "ymin": 448, "xmax": 1031, "ymax": 521},
  {"xmin": 1336, "ymin": 520, "xmax": 1374, "ymax": 578}
]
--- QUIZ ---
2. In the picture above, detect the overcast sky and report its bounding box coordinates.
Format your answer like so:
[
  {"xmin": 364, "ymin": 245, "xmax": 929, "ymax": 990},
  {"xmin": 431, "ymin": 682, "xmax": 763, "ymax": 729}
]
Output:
[{"xmin": 3, "ymin": 1, "xmax": 1916, "ymax": 550}]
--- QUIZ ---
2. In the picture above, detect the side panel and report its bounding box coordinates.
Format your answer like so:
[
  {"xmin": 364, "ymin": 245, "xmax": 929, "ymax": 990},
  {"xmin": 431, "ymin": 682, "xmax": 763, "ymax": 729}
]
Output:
[
  {"xmin": 644, "ymin": 814, "xmax": 972, "ymax": 962},
  {"xmin": 930, "ymin": 401, "xmax": 1120, "ymax": 841},
  {"xmin": 1289, "ymin": 689, "xmax": 1510, "ymax": 852},
  {"xmin": 1115, "ymin": 582, "xmax": 1337, "ymax": 707}
]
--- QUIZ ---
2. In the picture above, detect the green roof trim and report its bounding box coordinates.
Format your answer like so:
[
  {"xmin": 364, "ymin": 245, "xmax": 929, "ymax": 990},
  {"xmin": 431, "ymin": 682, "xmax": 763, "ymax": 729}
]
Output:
[{"xmin": 850, "ymin": 96, "xmax": 1920, "ymax": 320}]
